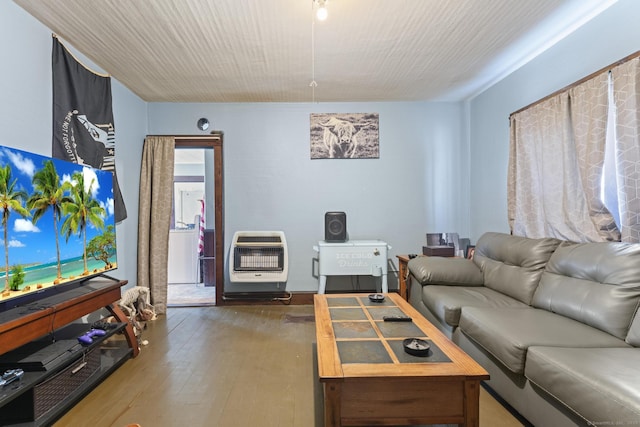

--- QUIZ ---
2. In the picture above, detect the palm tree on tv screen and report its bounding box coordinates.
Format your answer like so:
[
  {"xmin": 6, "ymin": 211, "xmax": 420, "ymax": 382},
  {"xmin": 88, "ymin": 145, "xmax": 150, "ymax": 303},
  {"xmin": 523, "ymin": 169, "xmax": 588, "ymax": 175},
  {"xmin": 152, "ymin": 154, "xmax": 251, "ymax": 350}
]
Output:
[
  {"xmin": 61, "ymin": 171, "xmax": 105, "ymax": 276},
  {"xmin": 87, "ymin": 224, "xmax": 115, "ymax": 269},
  {"xmin": 27, "ymin": 160, "xmax": 71, "ymax": 283},
  {"xmin": 0, "ymin": 165, "xmax": 31, "ymax": 291}
]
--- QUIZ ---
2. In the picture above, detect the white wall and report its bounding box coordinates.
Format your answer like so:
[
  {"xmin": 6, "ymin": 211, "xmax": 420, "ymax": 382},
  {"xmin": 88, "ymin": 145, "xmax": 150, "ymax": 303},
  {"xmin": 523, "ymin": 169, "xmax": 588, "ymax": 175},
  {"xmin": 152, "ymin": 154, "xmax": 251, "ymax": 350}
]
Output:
[
  {"xmin": 468, "ymin": 0, "xmax": 640, "ymax": 241},
  {"xmin": 0, "ymin": 2, "xmax": 51, "ymax": 152},
  {"xmin": 0, "ymin": 1, "xmax": 147, "ymax": 288},
  {"xmin": 149, "ymin": 102, "xmax": 469, "ymax": 292}
]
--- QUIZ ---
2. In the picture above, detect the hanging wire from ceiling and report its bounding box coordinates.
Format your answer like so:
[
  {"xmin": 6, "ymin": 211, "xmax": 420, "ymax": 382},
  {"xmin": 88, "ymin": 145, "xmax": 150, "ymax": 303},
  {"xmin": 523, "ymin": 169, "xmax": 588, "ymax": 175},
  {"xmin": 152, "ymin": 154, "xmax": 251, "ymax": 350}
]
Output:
[
  {"xmin": 310, "ymin": 0, "xmax": 328, "ymax": 103},
  {"xmin": 310, "ymin": 1, "xmax": 318, "ymax": 102}
]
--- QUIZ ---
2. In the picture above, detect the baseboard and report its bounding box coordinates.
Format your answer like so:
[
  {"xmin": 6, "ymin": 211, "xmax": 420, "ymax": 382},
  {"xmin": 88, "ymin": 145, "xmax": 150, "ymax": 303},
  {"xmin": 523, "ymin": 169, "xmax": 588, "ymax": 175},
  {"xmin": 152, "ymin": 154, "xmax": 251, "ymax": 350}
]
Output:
[{"xmin": 220, "ymin": 291, "xmax": 315, "ymax": 305}]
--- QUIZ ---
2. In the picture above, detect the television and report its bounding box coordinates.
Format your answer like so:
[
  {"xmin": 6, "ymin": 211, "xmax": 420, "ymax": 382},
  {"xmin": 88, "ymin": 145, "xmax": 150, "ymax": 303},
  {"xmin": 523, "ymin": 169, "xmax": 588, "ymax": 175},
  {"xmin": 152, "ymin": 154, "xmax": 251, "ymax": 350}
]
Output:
[{"xmin": 0, "ymin": 144, "xmax": 117, "ymax": 312}]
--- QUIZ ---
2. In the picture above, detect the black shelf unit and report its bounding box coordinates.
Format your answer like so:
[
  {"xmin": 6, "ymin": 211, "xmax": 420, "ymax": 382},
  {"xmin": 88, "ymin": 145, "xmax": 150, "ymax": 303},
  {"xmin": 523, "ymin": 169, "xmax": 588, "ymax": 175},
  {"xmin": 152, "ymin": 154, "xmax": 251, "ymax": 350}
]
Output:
[{"xmin": 0, "ymin": 322, "xmax": 133, "ymax": 426}]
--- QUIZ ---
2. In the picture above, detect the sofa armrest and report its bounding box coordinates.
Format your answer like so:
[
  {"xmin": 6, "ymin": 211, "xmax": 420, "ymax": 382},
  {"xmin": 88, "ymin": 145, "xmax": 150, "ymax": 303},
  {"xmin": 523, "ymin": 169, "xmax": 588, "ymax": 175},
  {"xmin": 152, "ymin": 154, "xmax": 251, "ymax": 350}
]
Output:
[{"xmin": 408, "ymin": 257, "xmax": 484, "ymax": 286}]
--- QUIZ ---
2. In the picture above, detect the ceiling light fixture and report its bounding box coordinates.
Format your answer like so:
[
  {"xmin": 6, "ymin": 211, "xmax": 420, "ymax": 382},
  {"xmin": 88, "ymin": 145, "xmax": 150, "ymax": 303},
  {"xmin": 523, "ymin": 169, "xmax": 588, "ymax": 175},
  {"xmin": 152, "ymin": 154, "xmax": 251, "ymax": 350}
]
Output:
[{"xmin": 314, "ymin": 0, "xmax": 328, "ymax": 21}]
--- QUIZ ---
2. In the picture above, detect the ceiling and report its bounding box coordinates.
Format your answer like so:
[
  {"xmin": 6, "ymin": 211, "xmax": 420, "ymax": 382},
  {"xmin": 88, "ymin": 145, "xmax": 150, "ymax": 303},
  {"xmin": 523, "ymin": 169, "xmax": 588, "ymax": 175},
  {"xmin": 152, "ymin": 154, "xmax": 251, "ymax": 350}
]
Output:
[{"xmin": 15, "ymin": 0, "xmax": 616, "ymax": 103}]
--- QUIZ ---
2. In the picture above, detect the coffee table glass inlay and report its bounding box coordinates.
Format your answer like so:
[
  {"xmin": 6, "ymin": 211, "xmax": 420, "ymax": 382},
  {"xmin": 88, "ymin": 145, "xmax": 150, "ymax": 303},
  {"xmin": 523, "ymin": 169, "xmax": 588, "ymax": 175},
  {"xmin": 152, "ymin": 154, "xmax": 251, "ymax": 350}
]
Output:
[
  {"xmin": 315, "ymin": 292, "xmax": 489, "ymax": 427},
  {"xmin": 327, "ymin": 296, "xmax": 450, "ymax": 364}
]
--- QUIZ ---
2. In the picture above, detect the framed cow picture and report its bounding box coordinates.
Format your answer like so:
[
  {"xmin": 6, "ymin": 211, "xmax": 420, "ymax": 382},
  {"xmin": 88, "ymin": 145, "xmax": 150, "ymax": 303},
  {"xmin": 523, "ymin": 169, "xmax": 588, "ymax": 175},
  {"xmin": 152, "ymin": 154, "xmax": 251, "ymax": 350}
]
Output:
[{"xmin": 310, "ymin": 113, "xmax": 379, "ymax": 159}]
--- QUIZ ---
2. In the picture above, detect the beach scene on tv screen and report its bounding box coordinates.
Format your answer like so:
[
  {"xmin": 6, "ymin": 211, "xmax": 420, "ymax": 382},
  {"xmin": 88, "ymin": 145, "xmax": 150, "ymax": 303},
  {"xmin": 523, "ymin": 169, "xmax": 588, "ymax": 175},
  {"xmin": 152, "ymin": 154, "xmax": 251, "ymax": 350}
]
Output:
[{"xmin": 0, "ymin": 144, "xmax": 117, "ymax": 303}]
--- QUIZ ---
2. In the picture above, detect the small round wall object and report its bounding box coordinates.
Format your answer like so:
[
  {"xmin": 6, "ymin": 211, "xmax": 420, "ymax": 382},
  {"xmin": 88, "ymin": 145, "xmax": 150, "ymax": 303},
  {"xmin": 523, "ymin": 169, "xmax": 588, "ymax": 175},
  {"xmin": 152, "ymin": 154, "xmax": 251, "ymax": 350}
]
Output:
[
  {"xmin": 368, "ymin": 293, "xmax": 385, "ymax": 303},
  {"xmin": 197, "ymin": 118, "xmax": 210, "ymax": 131},
  {"xmin": 403, "ymin": 338, "xmax": 430, "ymax": 357}
]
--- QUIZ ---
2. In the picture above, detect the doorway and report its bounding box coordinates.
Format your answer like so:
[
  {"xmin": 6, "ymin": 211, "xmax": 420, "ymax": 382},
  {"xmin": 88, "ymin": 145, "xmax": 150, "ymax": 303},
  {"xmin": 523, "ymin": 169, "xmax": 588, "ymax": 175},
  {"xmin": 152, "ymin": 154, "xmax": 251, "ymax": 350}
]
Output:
[{"xmin": 166, "ymin": 134, "xmax": 224, "ymax": 306}]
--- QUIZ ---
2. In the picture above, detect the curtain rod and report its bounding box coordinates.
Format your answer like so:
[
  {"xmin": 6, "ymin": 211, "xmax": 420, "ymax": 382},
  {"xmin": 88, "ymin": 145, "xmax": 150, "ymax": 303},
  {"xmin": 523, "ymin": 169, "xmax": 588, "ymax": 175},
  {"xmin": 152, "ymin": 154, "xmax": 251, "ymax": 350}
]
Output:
[
  {"xmin": 510, "ymin": 50, "xmax": 640, "ymax": 118},
  {"xmin": 175, "ymin": 135, "xmax": 222, "ymax": 140}
]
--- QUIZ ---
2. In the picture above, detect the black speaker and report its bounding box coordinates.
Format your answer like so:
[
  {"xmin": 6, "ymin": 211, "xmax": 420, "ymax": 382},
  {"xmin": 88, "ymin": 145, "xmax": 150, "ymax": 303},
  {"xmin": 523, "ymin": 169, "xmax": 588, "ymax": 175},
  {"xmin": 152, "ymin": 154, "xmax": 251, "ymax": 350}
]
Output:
[{"xmin": 325, "ymin": 212, "xmax": 347, "ymax": 242}]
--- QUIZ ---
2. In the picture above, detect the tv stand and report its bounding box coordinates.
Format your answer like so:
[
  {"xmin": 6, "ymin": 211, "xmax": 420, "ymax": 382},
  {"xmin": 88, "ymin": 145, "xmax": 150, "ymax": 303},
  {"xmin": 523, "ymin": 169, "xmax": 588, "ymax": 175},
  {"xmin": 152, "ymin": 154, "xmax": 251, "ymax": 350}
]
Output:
[
  {"xmin": 0, "ymin": 278, "xmax": 138, "ymax": 425},
  {"xmin": 0, "ymin": 278, "xmax": 138, "ymax": 357}
]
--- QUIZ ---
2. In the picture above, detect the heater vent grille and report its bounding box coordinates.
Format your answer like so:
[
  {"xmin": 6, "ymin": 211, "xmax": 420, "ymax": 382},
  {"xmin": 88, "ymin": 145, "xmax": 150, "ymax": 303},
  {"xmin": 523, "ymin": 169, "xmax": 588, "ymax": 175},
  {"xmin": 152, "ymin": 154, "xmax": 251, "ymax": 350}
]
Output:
[
  {"xmin": 230, "ymin": 231, "xmax": 288, "ymax": 283},
  {"xmin": 233, "ymin": 247, "xmax": 284, "ymax": 271}
]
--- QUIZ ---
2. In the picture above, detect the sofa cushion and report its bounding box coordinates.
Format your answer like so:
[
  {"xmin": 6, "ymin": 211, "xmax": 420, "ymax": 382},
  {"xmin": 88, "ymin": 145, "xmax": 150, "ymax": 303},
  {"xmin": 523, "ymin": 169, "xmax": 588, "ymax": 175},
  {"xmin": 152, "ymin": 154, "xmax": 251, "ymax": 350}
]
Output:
[
  {"xmin": 422, "ymin": 285, "xmax": 527, "ymax": 327},
  {"xmin": 459, "ymin": 307, "xmax": 630, "ymax": 374},
  {"xmin": 525, "ymin": 347, "xmax": 640, "ymax": 424},
  {"xmin": 408, "ymin": 257, "xmax": 483, "ymax": 286},
  {"xmin": 473, "ymin": 232, "xmax": 561, "ymax": 304},
  {"xmin": 532, "ymin": 242, "xmax": 640, "ymax": 340}
]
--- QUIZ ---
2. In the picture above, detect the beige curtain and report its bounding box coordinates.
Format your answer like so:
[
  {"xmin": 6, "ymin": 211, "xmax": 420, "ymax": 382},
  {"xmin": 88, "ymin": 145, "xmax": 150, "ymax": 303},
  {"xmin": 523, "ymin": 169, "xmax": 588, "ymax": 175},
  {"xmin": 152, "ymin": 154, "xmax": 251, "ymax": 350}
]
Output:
[
  {"xmin": 611, "ymin": 58, "xmax": 640, "ymax": 242},
  {"xmin": 568, "ymin": 72, "xmax": 620, "ymax": 241},
  {"xmin": 137, "ymin": 136, "xmax": 175, "ymax": 314},
  {"xmin": 508, "ymin": 95, "xmax": 571, "ymax": 239},
  {"xmin": 508, "ymin": 72, "xmax": 618, "ymax": 242}
]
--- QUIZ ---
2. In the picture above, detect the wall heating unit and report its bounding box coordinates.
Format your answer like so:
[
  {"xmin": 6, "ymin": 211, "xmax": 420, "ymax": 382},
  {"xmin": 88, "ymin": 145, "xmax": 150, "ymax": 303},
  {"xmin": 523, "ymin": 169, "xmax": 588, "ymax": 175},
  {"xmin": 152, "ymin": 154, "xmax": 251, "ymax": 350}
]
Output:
[{"xmin": 229, "ymin": 231, "xmax": 288, "ymax": 283}]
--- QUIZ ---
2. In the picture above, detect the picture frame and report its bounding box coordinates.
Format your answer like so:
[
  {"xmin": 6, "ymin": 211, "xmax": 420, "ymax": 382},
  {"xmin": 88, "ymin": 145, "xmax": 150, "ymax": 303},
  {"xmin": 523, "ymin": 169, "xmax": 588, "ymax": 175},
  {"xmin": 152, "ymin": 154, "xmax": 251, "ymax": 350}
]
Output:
[
  {"xmin": 466, "ymin": 246, "xmax": 476, "ymax": 259},
  {"xmin": 310, "ymin": 113, "xmax": 379, "ymax": 159}
]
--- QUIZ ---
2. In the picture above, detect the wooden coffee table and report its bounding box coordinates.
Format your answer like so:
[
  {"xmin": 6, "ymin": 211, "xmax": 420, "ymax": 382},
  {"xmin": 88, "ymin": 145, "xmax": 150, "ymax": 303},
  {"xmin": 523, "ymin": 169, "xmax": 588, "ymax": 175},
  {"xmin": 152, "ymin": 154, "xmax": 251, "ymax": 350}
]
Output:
[{"xmin": 314, "ymin": 293, "xmax": 489, "ymax": 427}]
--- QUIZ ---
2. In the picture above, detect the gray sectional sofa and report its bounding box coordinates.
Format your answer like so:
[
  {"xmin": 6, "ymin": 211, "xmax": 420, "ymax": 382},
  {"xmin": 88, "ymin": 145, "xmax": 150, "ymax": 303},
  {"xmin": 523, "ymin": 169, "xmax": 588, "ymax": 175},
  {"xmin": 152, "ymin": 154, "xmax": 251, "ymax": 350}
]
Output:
[{"xmin": 407, "ymin": 232, "xmax": 640, "ymax": 427}]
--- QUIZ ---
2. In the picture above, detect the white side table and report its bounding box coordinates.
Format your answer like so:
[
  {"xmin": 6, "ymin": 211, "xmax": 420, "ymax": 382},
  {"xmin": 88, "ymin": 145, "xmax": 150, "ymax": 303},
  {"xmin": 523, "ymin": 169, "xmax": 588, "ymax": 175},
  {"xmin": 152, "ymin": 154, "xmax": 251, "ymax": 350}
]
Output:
[{"xmin": 313, "ymin": 240, "xmax": 391, "ymax": 294}]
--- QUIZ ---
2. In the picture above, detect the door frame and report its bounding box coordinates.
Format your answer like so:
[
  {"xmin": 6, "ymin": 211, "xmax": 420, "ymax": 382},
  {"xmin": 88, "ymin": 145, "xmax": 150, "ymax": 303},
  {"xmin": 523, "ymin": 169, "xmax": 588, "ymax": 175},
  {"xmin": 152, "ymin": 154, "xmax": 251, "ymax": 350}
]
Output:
[{"xmin": 175, "ymin": 133, "xmax": 224, "ymax": 305}]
